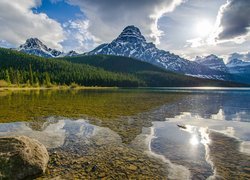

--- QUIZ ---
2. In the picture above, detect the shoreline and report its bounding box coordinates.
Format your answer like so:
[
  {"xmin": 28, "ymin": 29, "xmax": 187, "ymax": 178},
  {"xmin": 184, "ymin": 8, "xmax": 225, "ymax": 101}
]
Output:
[{"xmin": 0, "ymin": 86, "xmax": 119, "ymax": 91}]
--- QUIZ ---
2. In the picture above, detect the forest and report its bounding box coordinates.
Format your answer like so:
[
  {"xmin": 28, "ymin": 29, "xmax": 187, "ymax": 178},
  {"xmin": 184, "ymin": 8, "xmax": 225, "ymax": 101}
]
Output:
[
  {"xmin": 0, "ymin": 48, "xmax": 244, "ymax": 88},
  {"xmin": 0, "ymin": 48, "xmax": 144, "ymax": 87}
]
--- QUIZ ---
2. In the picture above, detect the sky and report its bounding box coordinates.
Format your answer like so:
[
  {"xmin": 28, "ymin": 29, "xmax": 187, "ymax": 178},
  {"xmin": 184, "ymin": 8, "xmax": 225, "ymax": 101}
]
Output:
[{"xmin": 0, "ymin": 0, "xmax": 249, "ymax": 62}]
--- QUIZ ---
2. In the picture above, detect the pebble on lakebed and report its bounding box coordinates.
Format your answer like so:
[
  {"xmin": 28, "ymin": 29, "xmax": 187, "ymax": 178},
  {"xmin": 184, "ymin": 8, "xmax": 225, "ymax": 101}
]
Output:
[{"xmin": 0, "ymin": 136, "xmax": 49, "ymax": 179}]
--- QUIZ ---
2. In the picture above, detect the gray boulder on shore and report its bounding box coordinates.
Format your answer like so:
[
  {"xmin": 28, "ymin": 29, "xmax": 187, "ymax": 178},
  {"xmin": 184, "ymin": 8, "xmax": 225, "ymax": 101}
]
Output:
[{"xmin": 0, "ymin": 136, "xmax": 49, "ymax": 179}]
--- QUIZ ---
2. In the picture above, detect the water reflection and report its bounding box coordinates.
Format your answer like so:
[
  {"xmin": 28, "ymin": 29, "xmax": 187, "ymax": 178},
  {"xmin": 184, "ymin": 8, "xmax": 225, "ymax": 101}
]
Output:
[
  {"xmin": 189, "ymin": 135, "xmax": 199, "ymax": 146},
  {"xmin": 167, "ymin": 92, "xmax": 250, "ymax": 122},
  {"xmin": 0, "ymin": 89, "xmax": 250, "ymax": 179},
  {"xmin": 0, "ymin": 118, "xmax": 170, "ymax": 179}
]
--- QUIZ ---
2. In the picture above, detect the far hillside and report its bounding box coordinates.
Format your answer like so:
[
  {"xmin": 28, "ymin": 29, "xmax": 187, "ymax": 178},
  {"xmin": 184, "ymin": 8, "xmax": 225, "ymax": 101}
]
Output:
[
  {"xmin": 0, "ymin": 48, "xmax": 143, "ymax": 87},
  {"xmin": 62, "ymin": 55, "xmax": 245, "ymax": 87}
]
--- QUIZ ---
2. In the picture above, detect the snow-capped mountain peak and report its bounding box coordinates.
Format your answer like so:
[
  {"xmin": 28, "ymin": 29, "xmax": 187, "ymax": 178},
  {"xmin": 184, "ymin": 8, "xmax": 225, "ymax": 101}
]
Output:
[
  {"xmin": 226, "ymin": 58, "xmax": 250, "ymax": 67},
  {"xmin": 88, "ymin": 25, "xmax": 230, "ymax": 81},
  {"xmin": 65, "ymin": 50, "xmax": 79, "ymax": 57},
  {"xmin": 19, "ymin": 38, "xmax": 47, "ymax": 50},
  {"xmin": 17, "ymin": 38, "xmax": 80, "ymax": 58},
  {"xmin": 195, "ymin": 54, "xmax": 228, "ymax": 73},
  {"xmin": 59, "ymin": 50, "xmax": 79, "ymax": 57},
  {"xmin": 116, "ymin": 25, "xmax": 146, "ymax": 42},
  {"xmin": 18, "ymin": 38, "xmax": 63, "ymax": 58}
]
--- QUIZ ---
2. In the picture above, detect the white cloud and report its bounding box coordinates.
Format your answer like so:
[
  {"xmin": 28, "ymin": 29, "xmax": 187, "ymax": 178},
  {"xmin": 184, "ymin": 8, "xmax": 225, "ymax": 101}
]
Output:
[
  {"xmin": 186, "ymin": 0, "xmax": 250, "ymax": 49},
  {"xmin": 0, "ymin": 0, "xmax": 64, "ymax": 50},
  {"xmin": 0, "ymin": 40, "xmax": 15, "ymax": 48},
  {"xmin": 61, "ymin": 19, "xmax": 97, "ymax": 52},
  {"xmin": 186, "ymin": 38, "xmax": 205, "ymax": 48},
  {"xmin": 173, "ymin": 39, "xmax": 250, "ymax": 62},
  {"xmin": 67, "ymin": 0, "xmax": 184, "ymax": 45}
]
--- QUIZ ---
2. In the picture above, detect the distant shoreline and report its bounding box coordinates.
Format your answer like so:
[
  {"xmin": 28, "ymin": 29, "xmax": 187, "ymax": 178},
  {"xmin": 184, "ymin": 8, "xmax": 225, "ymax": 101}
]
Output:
[
  {"xmin": 1, "ymin": 86, "xmax": 250, "ymax": 92},
  {"xmin": 0, "ymin": 86, "xmax": 118, "ymax": 91}
]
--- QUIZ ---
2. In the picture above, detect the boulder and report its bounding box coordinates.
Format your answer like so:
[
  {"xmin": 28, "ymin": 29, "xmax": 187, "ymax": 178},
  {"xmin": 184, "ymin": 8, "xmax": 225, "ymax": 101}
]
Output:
[{"xmin": 0, "ymin": 136, "xmax": 49, "ymax": 179}]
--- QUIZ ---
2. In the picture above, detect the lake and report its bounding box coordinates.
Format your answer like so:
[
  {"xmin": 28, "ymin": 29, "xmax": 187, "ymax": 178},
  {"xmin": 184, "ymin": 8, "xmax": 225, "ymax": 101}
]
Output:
[{"xmin": 0, "ymin": 88, "xmax": 250, "ymax": 179}]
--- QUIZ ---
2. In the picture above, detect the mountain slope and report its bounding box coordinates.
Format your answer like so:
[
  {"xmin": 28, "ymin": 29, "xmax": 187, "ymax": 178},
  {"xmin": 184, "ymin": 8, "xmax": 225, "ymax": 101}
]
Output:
[
  {"xmin": 62, "ymin": 54, "xmax": 244, "ymax": 87},
  {"xmin": 88, "ymin": 26, "xmax": 231, "ymax": 81},
  {"xmin": 60, "ymin": 50, "xmax": 79, "ymax": 57},
  {"xmin": 0, "ymin": 48, "xmax": 143, "ymax": 87},
  {"xmin": 17, "ymin": 38, "xmax": 79, "ymax": 58},
  {"xmin": 226, "ymin": 58, "xmax": 250, "ymax": 84},
  {"xmin": 226, "ymin": 58, "xmax": 250, "ymax": 68},
  {"xmin": 18, "ymin": 38, "xmax": 63, "ymax": 58},
  {"xmin": 195, "ymin": 54, "xmax": 228, "ymax": 73}
]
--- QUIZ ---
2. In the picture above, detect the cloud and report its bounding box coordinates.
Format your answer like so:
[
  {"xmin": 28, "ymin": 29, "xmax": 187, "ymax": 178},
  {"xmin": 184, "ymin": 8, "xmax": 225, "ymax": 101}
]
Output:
[
  {"xmin": 67, "ymin": 0, "xmax": 184, "ymax": 45},
  {"xmin": 186, "ymin": 38, "xmax": 206, "ymax": 48},
  {"xmin": 61, "ymin": 19, "xmax": 97, "ymax": 52},
  {"xmin": 185, "ymin": 0, "xmax": 250, "ymax": 49},
  {"xmin": 0, "ymin": 0, "xmax": 64, "ymax": 49},
  {"xmin": 228, "ymin": 52, "xmax": 250, "ymax": 62},
  {"xmin": 211, "ymin": 0, "xmax": 250, "ymax": 42},
  {"xmin": 0, "ymin": 40, "xmax": 15, "ymax": 48}
]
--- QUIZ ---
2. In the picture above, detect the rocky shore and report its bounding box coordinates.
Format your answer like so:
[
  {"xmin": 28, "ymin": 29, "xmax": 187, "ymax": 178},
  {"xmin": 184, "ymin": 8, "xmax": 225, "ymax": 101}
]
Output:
[{"xmin": 0, "ymin": 136, "xmax": 49, "ymax": 179}]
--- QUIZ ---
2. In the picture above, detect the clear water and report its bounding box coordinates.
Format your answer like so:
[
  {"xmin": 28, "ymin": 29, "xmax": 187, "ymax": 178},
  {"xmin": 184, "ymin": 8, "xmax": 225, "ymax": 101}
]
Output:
[{"xmin": 0, "ymin": 88, "xmax": 249, "ymax": 179}]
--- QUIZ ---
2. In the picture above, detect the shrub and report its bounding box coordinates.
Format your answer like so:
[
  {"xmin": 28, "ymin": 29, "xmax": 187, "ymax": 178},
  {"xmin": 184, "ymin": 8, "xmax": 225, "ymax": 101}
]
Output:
[
  {"xmin": 70, "ymin": 82, "xmax": 79, "ymax": 89},
  {"xmin": 0, "ymin": 80, "xmax": 9, "ymax": 87}
]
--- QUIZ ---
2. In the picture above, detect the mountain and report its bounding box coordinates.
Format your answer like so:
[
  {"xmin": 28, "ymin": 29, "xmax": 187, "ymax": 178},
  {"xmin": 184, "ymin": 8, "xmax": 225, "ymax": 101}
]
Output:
[
  {"xmin": 62, "ymin": 54, "xmax": 244, "ymax": 87},
  {"xmin": 17, "ymin": 38, "xmax": 78, "ymax": 58},
  {"xmin": 0, "ymin": 48, "xmax": 246, "ymax": 87},
  {"xmin": 61, "ymin": 50, "xmax": 79, "ymax": 57},
  {"xmin": 18, "ymin": 38, "xmax": 63, "ymax": 58},
  {"xmin": 225, "ymin": 58, "xmax": 250, "ymax": 84},
  {"xmin": 226, "ymin": 58, "xmax": 250, "ymax": 68},
  {"xmin": 195, "ymin": 54, "xmax": 228, "ymax": 73},
  {"xmin": 88, "ymin": 25, "xmax": 231, "ymax": 81},
  {"xmin": 0, "ymin": 48, "xmax": 143, "ymax": 87}
]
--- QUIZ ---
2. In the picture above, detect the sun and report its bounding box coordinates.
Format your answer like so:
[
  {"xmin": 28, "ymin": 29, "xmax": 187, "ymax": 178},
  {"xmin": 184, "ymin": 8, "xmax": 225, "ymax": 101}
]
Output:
[{"xmin": 195, "ymin": 20, "xmax": 213, "ymax": 37}]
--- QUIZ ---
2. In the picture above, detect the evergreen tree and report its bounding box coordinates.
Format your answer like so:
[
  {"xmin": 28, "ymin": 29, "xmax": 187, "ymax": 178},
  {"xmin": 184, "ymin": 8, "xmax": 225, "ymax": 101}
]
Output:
[
  {"xmin": 45, "ymin": 72, "xmax": 51, "ymax": 86},
  {"xmin": 5, "ymin": 69, "xmax": 11, "ymax": 84},
  {"xmin": 29, "ymin": 64, "xmax": 34, "ymax": 85},
  {"xmin": 0, "ymin": 47, "xmax": 236, "ymax": 88},
  {"xmin": 16, "ymin": 70, "xmax": 21, "ymax": 86}
]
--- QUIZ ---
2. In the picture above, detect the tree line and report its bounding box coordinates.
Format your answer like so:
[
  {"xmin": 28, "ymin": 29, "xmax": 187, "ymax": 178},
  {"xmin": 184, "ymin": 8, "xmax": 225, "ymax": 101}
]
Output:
[{"xmin": 0, "ymin": 48, "xmax": 145, "ymax": 87}]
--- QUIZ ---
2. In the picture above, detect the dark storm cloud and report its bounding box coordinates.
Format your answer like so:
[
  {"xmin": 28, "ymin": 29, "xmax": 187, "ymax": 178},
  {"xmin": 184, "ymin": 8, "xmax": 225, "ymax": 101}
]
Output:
[
  {"xmin": 67, "ymin": 0, "xmax": 183, "ymax": 44},
  {"xmin": 217, "ymin": 0, "xmax": 250, "ymax": 40}
]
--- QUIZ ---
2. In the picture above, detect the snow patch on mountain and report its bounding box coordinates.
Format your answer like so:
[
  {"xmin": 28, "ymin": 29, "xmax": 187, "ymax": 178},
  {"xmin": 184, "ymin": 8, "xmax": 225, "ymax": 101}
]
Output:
[
  {"xmin": 195, "ymin": 54, "xmax": 228, "ymax": 73},
  {"xmin": 59, "ymin": 50, "xmax": 79, "ymax": 57},
  {"xmin": 17, "ymin": 38, "xmax": 79, "ymax": 58},
  {"xmin": 18, "ymin": 38, "xmax": 63, "ymax": 58},
  {"xmin": 226, "ymin": 58, "xmax": 250, "ymax": 68},
  {"xmin": 88, "ymin": 25, "xmax": 230, "ymax": 81}
]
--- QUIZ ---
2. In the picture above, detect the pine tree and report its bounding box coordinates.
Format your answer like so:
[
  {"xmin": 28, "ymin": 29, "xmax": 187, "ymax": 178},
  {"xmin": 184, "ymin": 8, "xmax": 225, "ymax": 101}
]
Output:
[
  {"xmin": 45, "ymin": 72, "xmax": 51, "ymax": 86},
  {"xmin": 5, "ymin": 69, "xmax": 11, "ymax": 84},
  {"xmin": 16, "ymin": 70, "xmax": 21, "ymax": 86},
  {"xmin": 29, "ymin": 64, "xmax": 34, "ymax": 85},
  {"xmin": 35, "ymin": 76, "xmax": 40, "ymax": 87}
]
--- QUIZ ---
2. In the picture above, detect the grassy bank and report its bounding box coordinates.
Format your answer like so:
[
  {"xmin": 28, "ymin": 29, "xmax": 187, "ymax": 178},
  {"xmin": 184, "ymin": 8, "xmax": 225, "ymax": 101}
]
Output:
[
  {"xmin": 0, "ymin": 81, "xmax": 118, "ymax": 91},
  {"xmin": 0, "ymin": 86, "xmax": 118, "ymax": 91}
]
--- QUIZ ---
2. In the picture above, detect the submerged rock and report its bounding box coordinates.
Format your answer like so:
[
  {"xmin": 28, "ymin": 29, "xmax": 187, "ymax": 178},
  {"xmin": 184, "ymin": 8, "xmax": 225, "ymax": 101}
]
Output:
[{"xmin": 0, "ymin": 136, "xmax": 49, "ymax": 179}]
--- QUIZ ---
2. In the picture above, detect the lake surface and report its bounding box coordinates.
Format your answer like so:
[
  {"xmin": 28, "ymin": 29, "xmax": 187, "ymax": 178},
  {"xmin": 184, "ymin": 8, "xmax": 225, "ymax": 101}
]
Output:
[{"xmin": 0, "ymin": 88, "xmax": 250, "ymax": 179}]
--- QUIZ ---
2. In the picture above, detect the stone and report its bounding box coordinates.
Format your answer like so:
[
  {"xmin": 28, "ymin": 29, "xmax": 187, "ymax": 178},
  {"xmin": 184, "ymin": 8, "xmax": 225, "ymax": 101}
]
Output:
[
  {"xmin": 0, "ymin": 136, "xmax": 49, "ymax": 179},
  {"xmin": 127, "ymin": 164, "xmax": 138, "ymax": 171}
]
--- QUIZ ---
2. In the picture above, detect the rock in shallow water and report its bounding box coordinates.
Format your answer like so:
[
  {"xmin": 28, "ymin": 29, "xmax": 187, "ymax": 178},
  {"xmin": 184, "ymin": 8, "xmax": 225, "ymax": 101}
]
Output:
[{"xmin": 0, "ymin": 136, "xmax": 49, "ymax": 179}]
